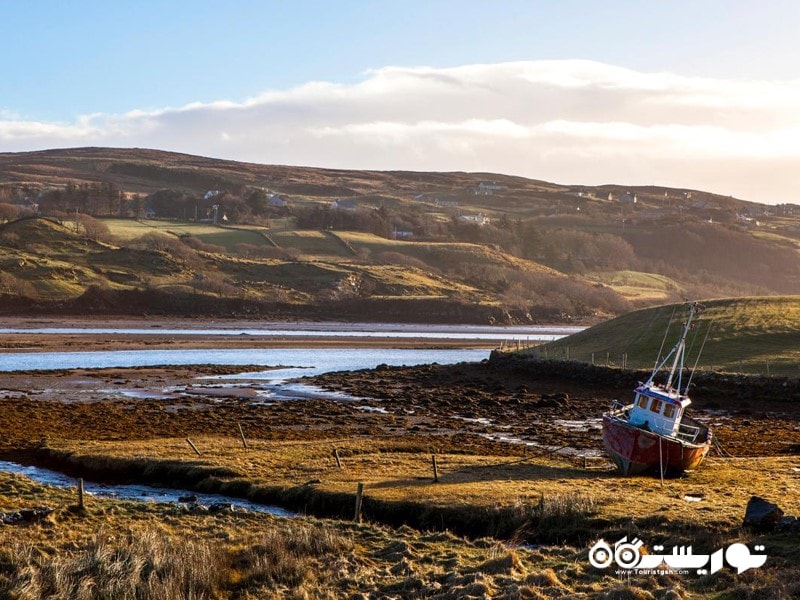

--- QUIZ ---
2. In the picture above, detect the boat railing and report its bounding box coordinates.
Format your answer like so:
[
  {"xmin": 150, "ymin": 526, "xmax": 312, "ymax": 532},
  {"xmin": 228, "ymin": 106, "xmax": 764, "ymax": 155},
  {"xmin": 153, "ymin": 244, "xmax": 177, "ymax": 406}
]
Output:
[
  {"xmin": 609, "ymin": 399, "xmax": 628, "ymax": 412},
  {"xmin": 676, "ymin": 422, "xmax": 701, "ymax": 442}
]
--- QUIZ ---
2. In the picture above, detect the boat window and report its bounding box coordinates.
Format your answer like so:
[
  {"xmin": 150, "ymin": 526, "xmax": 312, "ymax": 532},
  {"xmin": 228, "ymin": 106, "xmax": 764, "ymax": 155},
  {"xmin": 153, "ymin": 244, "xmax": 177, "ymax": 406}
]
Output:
[
  {"xmin": 637, "ymin": 395, "xmax": 648, "ymax": 409},
  {"xmin": 664, "ymin": 404, "xmax": 676, "ymax": 418},
  {"xmin": 649, "ymin": 398, "xmax": 662, "ymax": 413}
]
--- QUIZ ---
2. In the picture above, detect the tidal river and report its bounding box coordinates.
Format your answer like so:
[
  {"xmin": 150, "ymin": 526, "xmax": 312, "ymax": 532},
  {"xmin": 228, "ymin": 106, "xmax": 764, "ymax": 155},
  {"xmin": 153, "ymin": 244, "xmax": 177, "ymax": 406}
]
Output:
[
  {"xmin": 0, "ymin": 324, "xmax": 578, "ymax": 512},
  {"xmin": 0, "ymin": 324, "xmax": 577, "ymax": 374}
]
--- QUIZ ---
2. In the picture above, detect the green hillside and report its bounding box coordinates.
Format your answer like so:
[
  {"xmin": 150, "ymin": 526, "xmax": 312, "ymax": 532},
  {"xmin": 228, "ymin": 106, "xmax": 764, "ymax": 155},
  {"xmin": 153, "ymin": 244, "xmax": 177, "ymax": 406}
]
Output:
[
  {"xmin": 528, "ymin": 297, "xmax": 800, "ymax": 376},
  {"xmin": 5, "ymin": 217, "xmax": 611, "ymax": 322},
  {"xmin": 3, "ymin": 148, "xmax": 800, "ymax": 320}
]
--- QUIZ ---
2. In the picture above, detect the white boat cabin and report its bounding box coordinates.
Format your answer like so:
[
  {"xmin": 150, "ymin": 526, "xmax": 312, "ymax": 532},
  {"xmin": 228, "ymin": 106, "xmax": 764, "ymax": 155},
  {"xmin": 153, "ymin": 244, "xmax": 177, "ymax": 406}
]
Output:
[{"xmin": 627, "ymin": 383, "xmax": 691, "ymax": 438}]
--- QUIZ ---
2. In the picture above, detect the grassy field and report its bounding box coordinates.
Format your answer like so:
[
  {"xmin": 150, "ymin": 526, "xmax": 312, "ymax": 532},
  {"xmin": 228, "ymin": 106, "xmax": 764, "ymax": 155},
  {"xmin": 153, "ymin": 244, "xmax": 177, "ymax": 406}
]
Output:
[
  {"xmin": 0, "ymin": 471, "xmax": 726, "ymax": 600},
  {"xmin": 44, "ymin": 436, "xmax": 800, "ymax": 534},
  {"xmin": 0, "ymin": 218, "xmax": 493, "ymax": 311},
  {"xmin": 101, "ymin": 218, "xmax": 270, "ymax": 250},
  {"xmin": 268, "ymin": 229, "xmax": 351, "ymax": 258},
  {"xmin": 585, "ymin": 270, "xmax": 684, "ymax": 302},
  {"xmin": 7, "ymin": 437, "xmax": 797, "ymax": 598},
  {"xmin": 1, "ymin": 470, "xmax": 581, "ymax": 599},
  {"xmin": 529, "ymin": 296, "xmax": 800, "ymax": 376},
  {"xmin": 99, "ymin": 221, "xmax": 555, "ymax": 277}
]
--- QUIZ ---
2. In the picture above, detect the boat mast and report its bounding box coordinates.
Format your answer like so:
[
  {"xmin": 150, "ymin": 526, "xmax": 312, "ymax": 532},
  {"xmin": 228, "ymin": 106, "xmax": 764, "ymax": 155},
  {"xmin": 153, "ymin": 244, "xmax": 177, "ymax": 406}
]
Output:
[
  {"xmin": 666, "ymin": 303, "xmax": 698, "ymax": 390},
  {"xmin": 645, "ymin": 302, "xmax": 699, "ymax": 389}
]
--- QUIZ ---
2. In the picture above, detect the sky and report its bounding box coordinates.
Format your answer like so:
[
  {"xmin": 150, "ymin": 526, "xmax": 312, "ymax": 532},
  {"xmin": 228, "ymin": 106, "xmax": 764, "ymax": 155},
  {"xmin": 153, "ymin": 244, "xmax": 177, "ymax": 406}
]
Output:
[{"xmin": 2, "ymin": 1, "xmax": 799, "ymax": 203}]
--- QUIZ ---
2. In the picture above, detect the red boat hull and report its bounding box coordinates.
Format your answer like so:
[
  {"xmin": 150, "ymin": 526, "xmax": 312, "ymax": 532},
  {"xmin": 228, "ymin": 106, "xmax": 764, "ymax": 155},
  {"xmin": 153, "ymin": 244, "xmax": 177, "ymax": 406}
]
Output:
[{"xmin": 603, "ymin": 415, "xmax": 711, "ymax": 475}]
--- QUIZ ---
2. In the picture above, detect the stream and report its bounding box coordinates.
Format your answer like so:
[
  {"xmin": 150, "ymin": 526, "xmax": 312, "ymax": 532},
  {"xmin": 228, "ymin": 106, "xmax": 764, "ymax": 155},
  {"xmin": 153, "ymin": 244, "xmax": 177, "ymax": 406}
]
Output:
[{"xmin": 0, "ymin": 460, "xmax": 293, "ymax": 516}]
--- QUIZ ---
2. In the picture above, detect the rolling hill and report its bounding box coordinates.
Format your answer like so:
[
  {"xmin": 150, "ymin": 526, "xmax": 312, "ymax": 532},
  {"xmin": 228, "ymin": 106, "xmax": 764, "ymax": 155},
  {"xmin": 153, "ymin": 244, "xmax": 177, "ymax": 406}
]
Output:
[
  {"xmin": 2, "ymin": 147, "xmax": 800, "ymax": 321},
  {"xmin": 528, "ymin": 297, "xmax": 800, "ymax": 376},
  {"xmin": 0, "ymin": 216, "xmax": 587, "ymax": 322}
]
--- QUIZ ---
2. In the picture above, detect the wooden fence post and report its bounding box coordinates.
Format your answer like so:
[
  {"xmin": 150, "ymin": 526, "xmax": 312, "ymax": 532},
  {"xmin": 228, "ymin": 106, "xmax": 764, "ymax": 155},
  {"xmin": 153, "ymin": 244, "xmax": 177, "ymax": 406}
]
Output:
[
  {"xmin": 333, "ymin": 447, "xmax": 342, "ymax": 469},
  {"xmin": 237, "ymin": 423, "xmax": 248, "ymax": 449},
  {"xmin": 186, "ymin": 438, "xmax": 201, "ymax": 456},
  {"xmin": 431, "ymin": 454, "xmax": 439, "ymax": 483},
  {"xmin": 354, "ymin": 482, "xmax": 364, "ymax": 523},
  {"xmin": 77, "ymin": 478, "xmax": 84, "ymax": 509}
]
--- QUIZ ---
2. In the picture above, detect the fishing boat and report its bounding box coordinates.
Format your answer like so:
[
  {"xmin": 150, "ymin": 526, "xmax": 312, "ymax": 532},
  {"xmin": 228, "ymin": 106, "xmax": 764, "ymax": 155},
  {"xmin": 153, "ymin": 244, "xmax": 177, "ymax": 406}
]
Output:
[{"xmin": 603, "ymin": 302, "xmax": 712, "ymax": 476}]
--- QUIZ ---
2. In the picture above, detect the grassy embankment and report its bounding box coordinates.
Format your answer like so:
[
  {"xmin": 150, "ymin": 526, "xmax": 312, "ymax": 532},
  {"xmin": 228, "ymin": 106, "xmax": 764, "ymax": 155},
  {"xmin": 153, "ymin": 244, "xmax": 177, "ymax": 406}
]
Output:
[
  {"xmin": 5, "ymin": 437, "xmax": 799, "ymax": 597},
  {"xmin": 26, "ymin": 436, "xmax": 800, "ymax": 543},
  {"xmin": 1, "ymin": 471, "xmax": 585, "ymax": 599},
  {"xmin": 527, "ymin": 297, "xmax": 800, "ymax": 376}
]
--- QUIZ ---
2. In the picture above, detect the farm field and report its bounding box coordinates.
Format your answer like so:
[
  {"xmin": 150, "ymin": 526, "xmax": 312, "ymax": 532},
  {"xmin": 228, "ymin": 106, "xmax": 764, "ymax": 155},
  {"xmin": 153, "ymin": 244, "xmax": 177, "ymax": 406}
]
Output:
[{"xmin": 101, "ymin": 218, "xmax": 271, "ymax": 250}]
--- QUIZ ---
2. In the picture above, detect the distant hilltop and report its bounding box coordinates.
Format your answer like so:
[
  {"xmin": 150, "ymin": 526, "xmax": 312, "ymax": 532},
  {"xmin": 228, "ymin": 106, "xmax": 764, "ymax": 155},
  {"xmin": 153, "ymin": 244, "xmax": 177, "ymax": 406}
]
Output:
[
  {"xmin": 1, "ymin": 147, "xmax": 800, "ymax": 322},
  {"xmin": 0, "ymin": 146, "xmax": 792, "ymax": 212}
]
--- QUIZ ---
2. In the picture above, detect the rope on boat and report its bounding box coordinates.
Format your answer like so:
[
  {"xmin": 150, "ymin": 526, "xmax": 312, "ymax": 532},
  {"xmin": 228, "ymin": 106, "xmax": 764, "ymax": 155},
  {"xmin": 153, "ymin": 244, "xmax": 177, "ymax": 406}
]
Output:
[
  {"xmin": 685, "ymin": 320, "xmax": 714, "ymax": 392},
  {"xmin": 683, "ymin": 319, "xmax": 703, "ymax": 376},
  {"xmin": 712, "ymin": 437, "xmax": 735, "ymax": 458},
  {"xmin": 651, "ymin": 306, "xmax": 677, "ymax": 378}
]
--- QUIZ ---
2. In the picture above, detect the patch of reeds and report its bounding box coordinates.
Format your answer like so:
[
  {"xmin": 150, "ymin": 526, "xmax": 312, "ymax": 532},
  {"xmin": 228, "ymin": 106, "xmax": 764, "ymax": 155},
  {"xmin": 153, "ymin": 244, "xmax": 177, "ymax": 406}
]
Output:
[
  {"xmin": 233, "ymin": 521, "xmax": 354, "ymax": 592},
  {"xmin": 0, "ymin": 528, "xmax": 226, "ymax": 599},
  {"xmin": 512, "ymin": 492, "xmax": 598, "ymax": 544}
]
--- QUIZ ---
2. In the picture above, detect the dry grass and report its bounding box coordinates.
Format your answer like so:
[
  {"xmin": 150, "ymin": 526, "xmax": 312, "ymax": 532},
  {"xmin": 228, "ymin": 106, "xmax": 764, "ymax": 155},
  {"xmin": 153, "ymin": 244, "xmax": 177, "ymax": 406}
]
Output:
[
  {"xmin": 1, "ymin": 468, "xmax": 795, "ymax": 599},
  {"xmin": 586, "ymin": 270, "xmax": 683, "ymax": 303},
  {"xmin": 2, "ymin": 437, "xmax": 799, "ymax": 598},
  {"xmin": 43, "ymin": 436, "xmax": 800, "ymax": 540},
  {"xmin": 3, "ymin": 530, "xmax": 224, "ymax": 600}
]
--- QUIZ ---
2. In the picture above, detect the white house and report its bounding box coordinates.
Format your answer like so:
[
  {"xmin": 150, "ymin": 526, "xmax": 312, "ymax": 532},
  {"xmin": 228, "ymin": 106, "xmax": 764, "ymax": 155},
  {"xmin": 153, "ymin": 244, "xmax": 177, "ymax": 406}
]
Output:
[
  {"xmin": 474, "ymin": 181, "xmax": 507, "ymax": 195},
  {"xmin": 268, "ymin": 194, "xmax": 288, "ymax": 208},
  {"xmin": 458, "ymin": 213, "xmax": 491, "ymax": 226},
  {"xmin": 331, "ymin": 199, "xmax": 358, "ymax": 210}
]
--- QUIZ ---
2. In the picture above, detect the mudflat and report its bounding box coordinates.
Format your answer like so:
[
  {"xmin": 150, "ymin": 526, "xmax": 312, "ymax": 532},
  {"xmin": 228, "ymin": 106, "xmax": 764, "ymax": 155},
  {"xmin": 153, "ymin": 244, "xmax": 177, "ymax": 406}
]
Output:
[{"xmin": 1, "ymin": 327, "xmax": 799, "ymax": 598}]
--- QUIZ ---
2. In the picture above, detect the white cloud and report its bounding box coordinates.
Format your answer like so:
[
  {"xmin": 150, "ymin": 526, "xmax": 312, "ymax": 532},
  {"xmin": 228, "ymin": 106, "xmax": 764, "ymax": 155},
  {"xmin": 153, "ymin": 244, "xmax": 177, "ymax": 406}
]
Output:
[{"xmin": 2, "ymin": 60, "xmax": 800, "ymax": 203}]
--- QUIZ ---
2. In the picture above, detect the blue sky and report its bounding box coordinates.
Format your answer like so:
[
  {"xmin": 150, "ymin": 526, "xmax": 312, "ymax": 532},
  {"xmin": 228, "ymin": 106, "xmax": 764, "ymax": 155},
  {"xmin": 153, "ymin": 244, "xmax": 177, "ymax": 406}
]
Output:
[{"xmin": 2, "ymin": 1, "xmax": 800, "ymax": 202}]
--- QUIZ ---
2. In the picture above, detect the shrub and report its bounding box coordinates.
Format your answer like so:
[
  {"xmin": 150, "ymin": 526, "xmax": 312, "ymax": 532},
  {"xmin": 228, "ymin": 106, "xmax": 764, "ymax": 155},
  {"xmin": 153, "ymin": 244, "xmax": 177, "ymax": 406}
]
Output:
[{"xmin": 128, "ymin": 232, "xmax": 199, "ymax": 264}]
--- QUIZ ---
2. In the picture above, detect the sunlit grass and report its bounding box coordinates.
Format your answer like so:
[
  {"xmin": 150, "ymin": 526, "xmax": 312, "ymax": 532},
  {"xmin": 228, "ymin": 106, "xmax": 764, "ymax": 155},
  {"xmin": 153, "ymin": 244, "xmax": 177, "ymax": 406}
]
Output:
[
  {"xmin": 586, "ymin": 270, "xmax": 683, "ymax": 302},
  {"xmin": 45, "ymin": 436, "xmax": 800, "ymax": 535},
  {"xmin": 530, "ymin": 297, "xmax": 800, "ymax": 375},
  {"xmin": 7, "ymin": 436, "xmax": 797, "ymax": 598}
]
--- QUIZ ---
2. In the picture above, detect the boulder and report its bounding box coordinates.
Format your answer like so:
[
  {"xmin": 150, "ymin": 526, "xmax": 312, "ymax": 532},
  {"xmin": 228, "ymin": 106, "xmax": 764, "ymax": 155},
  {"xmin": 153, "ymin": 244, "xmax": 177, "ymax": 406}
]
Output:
[
  {"xmin": 1, "ymin": 506, "xmax": 54, "ymax": 525},
  {"xmin": 776, "ymin": 515, "xmax": 798, "ymax": 532},
  {"xmin": 743, "ymin": 496, "xmax": 784, "ymax": 530},
  {"xmin": 208, "ymin": 503, "xmax": 235, "ymax": 514}
]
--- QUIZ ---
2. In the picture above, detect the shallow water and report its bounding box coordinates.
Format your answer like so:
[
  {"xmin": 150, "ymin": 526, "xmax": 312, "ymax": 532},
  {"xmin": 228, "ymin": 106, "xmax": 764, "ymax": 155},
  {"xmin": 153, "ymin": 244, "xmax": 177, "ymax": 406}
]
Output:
[
  {"xmin": 0, "ymin": 347, "xmax": 489, "ymax": 374},
  {"xmin": 0, "ymin": 323, "xmax": 580, "ymax": 341},
  {"xmin": 0, "ymin": 460, "xmax": 293, "ymax": 516}
]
